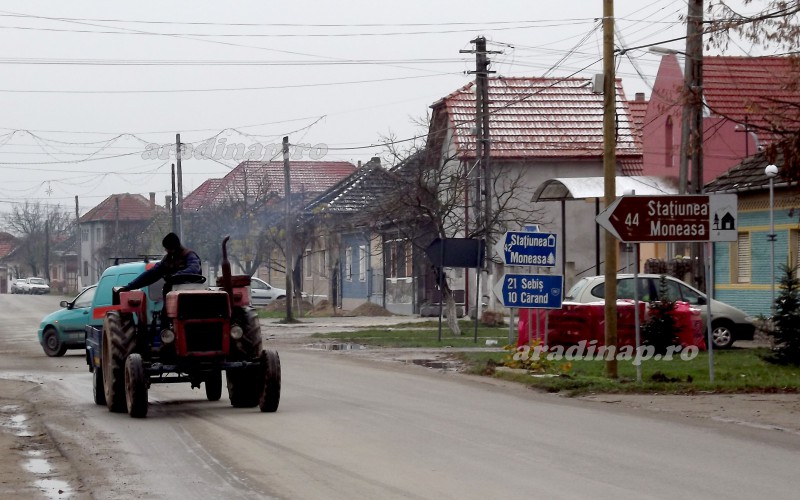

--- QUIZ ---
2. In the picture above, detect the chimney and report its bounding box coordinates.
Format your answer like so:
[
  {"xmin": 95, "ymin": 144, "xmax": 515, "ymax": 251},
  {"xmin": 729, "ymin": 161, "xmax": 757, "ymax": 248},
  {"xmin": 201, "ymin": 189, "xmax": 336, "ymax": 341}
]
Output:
[
  {"xmin": 635, "ymin": 92, "xmax": 646, "ymax": 102},
  {"xmin": 357, "ymin": 160, "xmax": 362, "ymax": 168},
  {"xmin": 165, "ymin": 195, "xmax": 171, "ymax": 208},
  {"xmin": 149, "ymin": 192, "xmax": 156, "ymax": 207}
]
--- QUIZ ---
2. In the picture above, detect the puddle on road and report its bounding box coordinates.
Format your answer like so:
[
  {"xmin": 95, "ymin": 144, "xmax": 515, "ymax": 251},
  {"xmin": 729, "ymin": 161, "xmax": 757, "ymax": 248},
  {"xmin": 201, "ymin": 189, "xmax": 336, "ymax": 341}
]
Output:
[
  {"xmin": 410, "ymin": 358, "xmax": 460, "ymax": 371},
  {"xmin": 307, "ymin": 342, "xmax": 366, "ymax": 351},
  {"xmin": 0, "ymin": 403, "xmax": 74, "ymax": 498}
]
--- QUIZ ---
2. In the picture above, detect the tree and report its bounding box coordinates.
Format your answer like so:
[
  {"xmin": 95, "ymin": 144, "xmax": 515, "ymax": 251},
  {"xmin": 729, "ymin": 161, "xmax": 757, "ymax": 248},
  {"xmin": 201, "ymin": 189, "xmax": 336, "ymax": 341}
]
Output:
[
  {"xmin": 372, "ymin": 125, "xmax": 546, "ymax": 335},
  {"xmin": 4, "ymin": 202, "xmax": 73, "ymax": 278},
  {"xmin": 765, "ymin": 264, "xmax": 800, "ymax": 365},
  {"xmin": 706, "ymin": 1, "xmax": 800, "ymax": 181}
]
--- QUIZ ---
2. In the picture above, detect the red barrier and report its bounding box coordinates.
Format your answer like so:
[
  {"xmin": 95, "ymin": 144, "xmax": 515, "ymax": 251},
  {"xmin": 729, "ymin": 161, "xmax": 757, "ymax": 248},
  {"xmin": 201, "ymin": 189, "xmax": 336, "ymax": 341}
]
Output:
[{"xmin": 517, "ymin": 300, "xmax": 706, "ymax": 350}]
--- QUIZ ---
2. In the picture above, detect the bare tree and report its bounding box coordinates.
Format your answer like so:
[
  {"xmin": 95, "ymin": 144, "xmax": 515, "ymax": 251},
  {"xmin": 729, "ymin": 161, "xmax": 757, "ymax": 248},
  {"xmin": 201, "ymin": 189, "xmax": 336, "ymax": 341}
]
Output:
[
  {"xmin": 4, "ymin": 201, "xmax": 73, "ymax": 277},
  {"xmin": 706, "ymin": 1, "xmax": 800, "ymax": 180},
  {"xmin": 373, "ymin": 125, "xmax": 546, "ymax": 335}
]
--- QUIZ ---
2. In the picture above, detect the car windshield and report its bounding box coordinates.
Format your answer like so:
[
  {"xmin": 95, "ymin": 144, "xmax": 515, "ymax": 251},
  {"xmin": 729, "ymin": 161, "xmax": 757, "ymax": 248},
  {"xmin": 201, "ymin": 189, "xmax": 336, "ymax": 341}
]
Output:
[
  {"xmin": 29, "ymin": 278, "xmax": 46, "ymax": 285},
  {"xmin": 565, "ymin": 278, "xmax": 589, "ymax": 300}
]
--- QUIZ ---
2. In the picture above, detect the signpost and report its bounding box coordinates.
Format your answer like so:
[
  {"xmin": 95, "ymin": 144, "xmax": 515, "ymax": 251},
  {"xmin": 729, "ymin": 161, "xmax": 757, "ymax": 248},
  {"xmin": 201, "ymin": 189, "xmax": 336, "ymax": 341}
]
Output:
[
  {"xmin": 596, "ymin": 194, "xmax": 739, "ymax": 384},
  {"xmin": 495, "ymin": 231, "xmax": 557, "ymax": 267},
  {"xmin": 595, "ymin": 194, "xmax": 738, "ymax": 243},
  {"xmin": 493, "ymin": 274, "xmax": 564, "ymax": 309}
]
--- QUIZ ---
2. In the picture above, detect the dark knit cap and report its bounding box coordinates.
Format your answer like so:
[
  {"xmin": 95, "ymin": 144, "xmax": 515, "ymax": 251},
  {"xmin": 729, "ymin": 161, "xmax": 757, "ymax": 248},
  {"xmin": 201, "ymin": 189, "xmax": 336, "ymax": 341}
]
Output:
[{"xmin": 162, "ymin": 232, "xmax": 181, "ymax": 250}]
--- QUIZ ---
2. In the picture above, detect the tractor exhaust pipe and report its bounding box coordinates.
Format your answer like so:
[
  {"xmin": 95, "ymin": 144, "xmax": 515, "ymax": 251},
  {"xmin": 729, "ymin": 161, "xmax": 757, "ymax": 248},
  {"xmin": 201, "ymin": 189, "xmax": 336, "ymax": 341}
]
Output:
[{"xmin": 221, "ymin": 236, "xmax": 233, "ymax": 305}]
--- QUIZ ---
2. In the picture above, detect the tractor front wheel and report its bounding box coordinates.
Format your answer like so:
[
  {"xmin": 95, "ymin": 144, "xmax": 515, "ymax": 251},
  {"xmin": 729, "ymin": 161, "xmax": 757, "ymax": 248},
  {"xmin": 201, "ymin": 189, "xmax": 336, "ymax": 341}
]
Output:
[
  {"xmin": 102, "ymin": 311, "xmax": 136, "ymax": 413},
  {"xmin": 226, "ymin": 368, "xmax": 259, "ymax": 408},
  {"xmin": 259, "ymin": 350, "xmax": 281, "ymax": 413},
  {"xmin": 125, "ymin": 353, "xmax": 148, "ymax": 418},
  {"xmin": 205, "ymin": 370, "xmax": 222, "ymax": 401}
]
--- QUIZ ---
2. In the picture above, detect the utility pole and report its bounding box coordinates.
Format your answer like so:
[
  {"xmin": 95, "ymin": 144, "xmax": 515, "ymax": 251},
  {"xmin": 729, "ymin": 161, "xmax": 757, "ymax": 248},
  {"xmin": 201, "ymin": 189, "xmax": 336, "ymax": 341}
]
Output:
[
  {"xmin": 283, "ymin": 136, "xmax": 295, "ymax": 322},
  {"xmin": 461, "ymin": 36, "xmax": 500, "ymax": 314},
  {"xmin": 171, "ymin": 164, "xmax": 177, "ymax": 233},
  {"xmin": 176, "ymin": 134, "xmax": 184, "ymax": 241},
  {"xmin": 685, "ymin": 0, "xmax": 705, "ymax": 292},
  {"xmin": 602, "ymin": 0, "xmax": 618, "ymax": 378},
  {"xmin": 75, "ymin": 196, "xmax": 80, "ymax": 290}
]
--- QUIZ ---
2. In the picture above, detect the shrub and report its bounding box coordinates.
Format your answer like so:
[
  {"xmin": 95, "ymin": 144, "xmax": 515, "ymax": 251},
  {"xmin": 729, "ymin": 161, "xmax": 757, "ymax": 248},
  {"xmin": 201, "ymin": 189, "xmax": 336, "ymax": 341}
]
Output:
[
  {"xmin": 765, "ymin": 265, "xmax": 800, "ymax": 365},
  {"xmin": 640, "ymin": 275, "xmax": 680, "ymax": 355}
]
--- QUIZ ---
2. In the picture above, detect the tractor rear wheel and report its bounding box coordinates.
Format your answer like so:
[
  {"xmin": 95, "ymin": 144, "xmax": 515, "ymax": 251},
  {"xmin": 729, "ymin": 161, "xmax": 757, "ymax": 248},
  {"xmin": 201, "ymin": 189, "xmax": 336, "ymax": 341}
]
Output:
[
  {"xmin": 102, "ymin": 311, "xmax": 137, "ymax": 413},
  {"xmin": 205, "ymin": 370, "xmax": 222, "ymax": 401},
  {"xmin": 125, "ymin": 353, "xmax": 148, "ymax": 418},
  {"xmin": 259, "ymin": 350, "xmax": 281, "ymax": 413},
  {"xmin": 42, "ymin": 327, "xmax": 67, "ymax": 357},
  {"xmin": 93, "ymin": 367, "xmax": 106, "ymax": 406}
]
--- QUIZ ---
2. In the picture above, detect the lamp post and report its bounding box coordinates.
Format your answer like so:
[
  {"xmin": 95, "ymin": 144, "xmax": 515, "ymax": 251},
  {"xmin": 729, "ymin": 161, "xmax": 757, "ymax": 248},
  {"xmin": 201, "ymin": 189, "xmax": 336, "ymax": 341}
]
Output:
[{"xmin": 765, "ymin": 164, "xmax": 778, "ymax": 314}]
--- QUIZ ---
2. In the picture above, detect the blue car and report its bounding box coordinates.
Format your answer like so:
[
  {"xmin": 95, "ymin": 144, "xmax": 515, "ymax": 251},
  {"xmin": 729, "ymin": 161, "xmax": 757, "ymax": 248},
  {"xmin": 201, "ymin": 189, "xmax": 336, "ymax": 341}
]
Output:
[{"xmin": 38, "ymin": 285, "xmax": 98, "ymax": 357}]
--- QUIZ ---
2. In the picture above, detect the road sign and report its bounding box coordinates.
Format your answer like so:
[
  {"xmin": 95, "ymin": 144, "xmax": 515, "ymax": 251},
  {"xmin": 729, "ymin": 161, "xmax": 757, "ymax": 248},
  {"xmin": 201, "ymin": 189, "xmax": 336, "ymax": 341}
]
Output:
[
  {"xmin": 495, "ymin": 231, "xmax": 557, "ymax": 267},
  {"xmin": 595, "ymin": 194, "xmax": 738, "ymax": 243},
  {"xmin": 493, "ymin": 273, "xmax": 564, "ymax": 309},
  {"xmin": 425, "ymin": 238, "xmax": 485, "ymax": 268}
]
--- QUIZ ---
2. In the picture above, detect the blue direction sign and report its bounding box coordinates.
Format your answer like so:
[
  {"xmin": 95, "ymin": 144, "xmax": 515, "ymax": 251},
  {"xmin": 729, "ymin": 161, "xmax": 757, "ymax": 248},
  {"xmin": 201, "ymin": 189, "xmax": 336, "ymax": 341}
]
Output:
[
  {"xmin": 493, "ymin": 274, "xmax": 564, "ymax": 309},
  {"xmin": 496, "ymin": 231, "xmax": 557, "ymax": 267}
]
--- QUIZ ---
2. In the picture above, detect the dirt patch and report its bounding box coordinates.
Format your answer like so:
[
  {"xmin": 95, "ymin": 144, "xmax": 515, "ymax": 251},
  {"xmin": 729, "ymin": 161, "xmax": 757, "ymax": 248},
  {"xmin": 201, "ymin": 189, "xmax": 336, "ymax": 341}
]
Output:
[{"xmin": 350, "ymin": 302, "xmax": 395, "ymax": 317}]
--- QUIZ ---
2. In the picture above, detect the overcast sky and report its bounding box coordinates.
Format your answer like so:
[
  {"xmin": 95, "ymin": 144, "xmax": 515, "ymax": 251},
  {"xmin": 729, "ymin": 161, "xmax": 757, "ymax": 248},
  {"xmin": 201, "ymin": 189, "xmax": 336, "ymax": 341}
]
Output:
[{"xmin": 0, "ymin": 0, "xmax": 767, "ymax": 221}]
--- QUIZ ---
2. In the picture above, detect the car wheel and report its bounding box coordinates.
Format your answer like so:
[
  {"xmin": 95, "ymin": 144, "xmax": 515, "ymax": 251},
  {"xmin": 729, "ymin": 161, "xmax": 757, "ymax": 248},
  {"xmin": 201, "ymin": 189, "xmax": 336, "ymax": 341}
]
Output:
[
  {"xmin": 711, "ymin": 322, "xmax": 735, "ymax": 349},
  {"xmin": 42, "ymin": 327, "xmax": 67, "ymax": 357}
]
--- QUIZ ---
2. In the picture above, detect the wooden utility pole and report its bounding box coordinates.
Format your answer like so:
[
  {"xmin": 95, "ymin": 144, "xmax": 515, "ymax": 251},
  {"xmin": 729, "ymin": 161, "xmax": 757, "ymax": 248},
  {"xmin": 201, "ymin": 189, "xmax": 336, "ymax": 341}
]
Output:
[
  {"xmin": 602, "ymin": 0, "xmax": 618, "ymax": 378},
  {"xmin": 171, "ymin": 163, "xmax": 177, "ymax": 233},
  {"xmin": 176, "ymin": 134, "xmax": 184, "ymax": 241},
  {"xmin": 461, "ymin": 36, "xmax": 499, "ymax": 313},
  {"xmin": 686, "ymin": 0, "xmax": 706, "ymax": 293},
  {"xmin": 283, "ymin": 136, "xmax": 295, "ymax": 322},
  {"xmin": 75, "ymin": 196, "xmax": 80, "ymax": 289}
]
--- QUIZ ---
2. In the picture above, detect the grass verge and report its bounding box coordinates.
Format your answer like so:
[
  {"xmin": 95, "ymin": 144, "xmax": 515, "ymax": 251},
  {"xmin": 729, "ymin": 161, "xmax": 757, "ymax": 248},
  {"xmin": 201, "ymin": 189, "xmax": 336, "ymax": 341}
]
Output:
[{"xmin": 311, "ymin": 323, "xmax": 800, "ymax": 396}]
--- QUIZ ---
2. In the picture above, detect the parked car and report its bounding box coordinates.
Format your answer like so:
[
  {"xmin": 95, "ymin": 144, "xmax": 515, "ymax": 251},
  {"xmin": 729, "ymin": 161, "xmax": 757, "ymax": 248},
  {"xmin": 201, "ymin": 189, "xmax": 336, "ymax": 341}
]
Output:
[
  {"xmin": 20, "ymin": 277, "xmax": 51, "ymax": 295},
  {"xmin": 250, "ymin": 277, "xmax": 287, "ymax": 306},
  {"xmin": 37, "ymin": 285, "xmax": 98, "ymax": 357},
  {"xmin": 564, "ymin": 274, "xmax": 755, "ymax": 349},
  {"xmin": 10, "ymin": 278, "xmax": 27, "ymax": 294}
]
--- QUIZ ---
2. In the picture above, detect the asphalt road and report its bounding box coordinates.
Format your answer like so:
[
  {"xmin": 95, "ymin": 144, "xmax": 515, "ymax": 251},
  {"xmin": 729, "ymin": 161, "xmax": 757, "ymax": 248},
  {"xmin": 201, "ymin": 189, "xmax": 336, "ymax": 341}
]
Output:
[{"xmin": 1, "ymin": 294, "xmax": 800, "ymax": 499}]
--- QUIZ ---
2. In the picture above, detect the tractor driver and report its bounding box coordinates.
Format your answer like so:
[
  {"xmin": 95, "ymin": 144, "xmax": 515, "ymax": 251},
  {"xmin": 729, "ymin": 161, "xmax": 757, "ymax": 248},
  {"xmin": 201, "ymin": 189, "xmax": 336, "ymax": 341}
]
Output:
[{"xmin": 120, "ymin": 232, "xmax": 202, "ymax": 294}]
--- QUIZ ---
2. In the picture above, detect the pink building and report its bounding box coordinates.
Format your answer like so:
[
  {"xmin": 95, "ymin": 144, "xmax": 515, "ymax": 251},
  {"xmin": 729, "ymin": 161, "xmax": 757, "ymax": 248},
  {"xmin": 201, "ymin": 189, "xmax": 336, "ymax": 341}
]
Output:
[{"xmin": 643, "ymin": 55, "xmax": 799, "ymax": 186}]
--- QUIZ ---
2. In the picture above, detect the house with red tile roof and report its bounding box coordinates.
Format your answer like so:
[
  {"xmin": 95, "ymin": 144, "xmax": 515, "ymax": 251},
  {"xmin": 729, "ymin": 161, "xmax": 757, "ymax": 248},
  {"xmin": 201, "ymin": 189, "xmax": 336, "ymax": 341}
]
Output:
[
  {"xmin": 426, "ymin": 76, "xmax": 643, "ymax": 296},
  {"xmin": 181, "ymin": 160, "xmax": 357, "ymax": 288},
  {"xmin": 79, "ymin": 192, "xmax": 169, "ymax": 285},
  {"xmin": 643, "ymin": 54, "xmax": 800, "ymax": 186}
]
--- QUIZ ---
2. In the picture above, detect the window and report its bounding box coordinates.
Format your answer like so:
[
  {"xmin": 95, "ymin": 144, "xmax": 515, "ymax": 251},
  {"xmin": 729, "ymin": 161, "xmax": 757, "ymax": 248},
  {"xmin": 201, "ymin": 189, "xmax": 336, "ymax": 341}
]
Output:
[
  {"xmin": 345, "ymin": 247, "xmax": 353, "ymax": 281},
  {"xmin": 664, "ymin": 115, "xmax": 673, "ymax": 168},
  {"xmin": 83, "ymin": 261, "xmax": 88, "ymax": 277},
  {"xmin": 318, "ymin": 249, "xmax": 327, "ymax": 276},
  {"xmin": 791, "ymin": 229, "xmax": 800, "ymax": 278},
  {"xmin": 81, "ymin": 228, "xmax": 89, "ymax": 242},
  {"xmin": 304, "ymin": 249, "xmax": 312, "ymax": 279},
  {"xmin": 736, "ymin": 232, "xmax": 751, "ymax": 283},
  {"xmin": 95, "ymin": 226, "xmax": 102, "ymax": 241},
  {"xmin": 358, "ymin": 245, "xmax": 367, "ymax": 282},
  {"xmin": 386, "ymin": 239, "xmax": 413, "ymax": 279}
]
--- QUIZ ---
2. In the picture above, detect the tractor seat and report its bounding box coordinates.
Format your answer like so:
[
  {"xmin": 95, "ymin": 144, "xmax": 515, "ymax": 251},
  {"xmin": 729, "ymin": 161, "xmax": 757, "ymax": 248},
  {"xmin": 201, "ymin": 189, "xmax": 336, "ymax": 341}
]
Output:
[
  {"xmin": 165, "ymin": 274, "xmax": 207, "ymax": 285},
  {"xmin": 215, "ymin": 275, "xmax": 252, "ymax": 288}
]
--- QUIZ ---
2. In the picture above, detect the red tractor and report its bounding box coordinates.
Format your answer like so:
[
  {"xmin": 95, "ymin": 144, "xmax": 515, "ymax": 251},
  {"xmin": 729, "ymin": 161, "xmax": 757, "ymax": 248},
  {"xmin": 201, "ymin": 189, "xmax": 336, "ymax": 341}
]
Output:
[{"xmin": 88, "ymin": 236, "xmax": 280, "ymax": 418}]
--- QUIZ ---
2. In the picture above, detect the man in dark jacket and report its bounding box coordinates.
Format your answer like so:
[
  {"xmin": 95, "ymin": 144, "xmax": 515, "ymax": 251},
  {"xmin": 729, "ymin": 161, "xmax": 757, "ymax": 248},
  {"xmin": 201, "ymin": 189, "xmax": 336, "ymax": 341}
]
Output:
[{"xmin": 122, "ymin": 232, "xmax": 202, "ymax": 292}]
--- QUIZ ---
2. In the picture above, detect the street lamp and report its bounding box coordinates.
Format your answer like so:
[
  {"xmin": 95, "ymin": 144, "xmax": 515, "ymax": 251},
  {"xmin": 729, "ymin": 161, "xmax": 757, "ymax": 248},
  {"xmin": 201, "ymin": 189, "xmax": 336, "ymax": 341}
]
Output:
[{"xmin": 765, "ymin": 164, "xmax": 778, "ymax": 314}]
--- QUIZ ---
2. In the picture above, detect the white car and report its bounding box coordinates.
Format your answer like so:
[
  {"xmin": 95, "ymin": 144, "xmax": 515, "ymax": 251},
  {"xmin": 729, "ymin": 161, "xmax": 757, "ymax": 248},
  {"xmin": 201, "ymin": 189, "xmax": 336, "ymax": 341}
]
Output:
[
  {"xmin": 19, "ymin": 277, "xmax": 51, "ymax": 295},
  {"xmin": 564, "ymin": 274, "xmax": 756, "ymax": 349},
  {"xmin": 10, "ymin": 278, "xmax": 27, "ymax": 294},
  {"xmin": 249, "ymin": 277, "xmax": 287, "ymax": 306}
]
